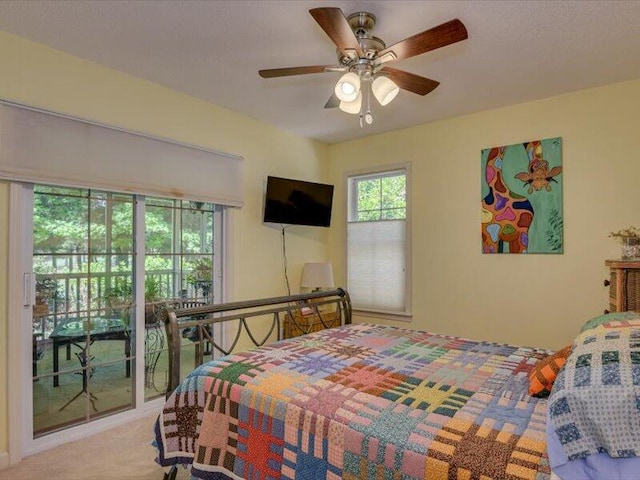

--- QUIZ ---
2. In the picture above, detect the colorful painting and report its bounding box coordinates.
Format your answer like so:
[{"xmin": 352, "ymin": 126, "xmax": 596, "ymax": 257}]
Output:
[{"xmin": 481, "ymin": 137, "xmax": 563, "ymax": 254}]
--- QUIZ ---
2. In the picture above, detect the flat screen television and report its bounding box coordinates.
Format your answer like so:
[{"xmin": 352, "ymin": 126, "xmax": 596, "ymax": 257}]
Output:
[{"xmin": 263, "ymin": 176, "xmax": 334, "ymax": 227}]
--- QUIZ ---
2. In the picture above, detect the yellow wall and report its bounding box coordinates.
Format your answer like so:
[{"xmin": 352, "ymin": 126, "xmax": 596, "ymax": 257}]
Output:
[
  {"xmin": 0, "ymin": 31, "xmax": 331, "ymax": 455},
  {"xmin": 328, "ymin": 78, "xmax": 640, "ymax": 351}
]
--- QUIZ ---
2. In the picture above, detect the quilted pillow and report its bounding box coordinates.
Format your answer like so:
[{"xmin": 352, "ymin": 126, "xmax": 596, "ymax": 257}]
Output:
[
  {"xmin": 528, "ymin": 345, "xmax": 572, "ymax": 397},
  {"xmin": 580, "ymin": 311, "xmax": 640, "ymax": 332}
]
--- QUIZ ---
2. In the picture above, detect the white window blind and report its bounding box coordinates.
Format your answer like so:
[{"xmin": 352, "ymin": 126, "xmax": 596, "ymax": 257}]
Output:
[
  {"xmin": 0, "ymin": 102, "xmax": 244, "ymax": 206},
  {"xmin": 347, "ymin": 220, "xmax": 406, "ymax": 311},
  {"xmin": 347, "ymin": 166, "xmax": 410, "ymax": 316}
]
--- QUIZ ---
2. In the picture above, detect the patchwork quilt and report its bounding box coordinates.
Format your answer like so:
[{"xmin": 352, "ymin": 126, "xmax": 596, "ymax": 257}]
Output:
[{"xmin": 154, "ymin": 323, "xmax": 552, "ymax": 479}]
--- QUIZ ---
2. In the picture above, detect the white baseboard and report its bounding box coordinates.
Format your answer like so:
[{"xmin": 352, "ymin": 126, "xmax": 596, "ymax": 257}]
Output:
[{"xmin": 0, "ymin": 451, "xmax": 9, "ymax": 470}]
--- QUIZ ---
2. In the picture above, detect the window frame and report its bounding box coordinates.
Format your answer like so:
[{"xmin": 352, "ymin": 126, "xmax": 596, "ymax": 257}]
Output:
[
  {"xmin": 345, "ymin": 163, "xmax": 412, "ymax": 320},
  {"xmin": 9, "ymin": 182, "xmax": 231, "ymax": 459}
]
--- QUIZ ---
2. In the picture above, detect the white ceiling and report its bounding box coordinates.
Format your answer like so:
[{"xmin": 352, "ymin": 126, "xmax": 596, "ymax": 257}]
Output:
[{"xmin": 1, "ymin": 0, "xmax": 640, "ymax": 144}]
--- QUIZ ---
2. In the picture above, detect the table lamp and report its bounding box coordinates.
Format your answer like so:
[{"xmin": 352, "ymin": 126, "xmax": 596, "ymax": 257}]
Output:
[{"xmin": 300, "ymin": 262, "xmax": 334, "ymax": 292}]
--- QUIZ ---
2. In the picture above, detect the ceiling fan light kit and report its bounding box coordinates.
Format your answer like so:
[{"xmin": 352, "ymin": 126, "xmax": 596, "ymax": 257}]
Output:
[
  {"xmin": 335, "ymin": 72, "xmax": 361, "ymax": 102},
  {"xmin": 372, "ymin": 76, "xmax": 400, "ymax": 106},
  {"xmin": 258, "ymin": 7, "xmax": 468, "ymax": 126},
  {"xmin": 339, "ymin": 91, "xmax": 362, "ymax": 114}
]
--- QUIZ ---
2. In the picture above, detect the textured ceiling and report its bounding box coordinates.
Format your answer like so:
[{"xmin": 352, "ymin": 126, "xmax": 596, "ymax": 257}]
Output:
[{"xmin": 1, "ymin": 0, "xmax": 640, "ymax": 143}]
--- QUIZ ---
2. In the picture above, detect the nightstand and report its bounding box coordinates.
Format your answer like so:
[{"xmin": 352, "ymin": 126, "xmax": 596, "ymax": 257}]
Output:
[
  {"xmin": 604, "ymin": 259, "xmax": 640, "ymax": 313},
  {"xmin": 284, "ymin": 309, "xmax": 340, "ymax": 339}
]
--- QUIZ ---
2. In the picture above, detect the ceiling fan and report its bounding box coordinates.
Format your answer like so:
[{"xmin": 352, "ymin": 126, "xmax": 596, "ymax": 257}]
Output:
[{"xmin": 258, "ymin": 7, "xmax": 468, "ymax": 125}]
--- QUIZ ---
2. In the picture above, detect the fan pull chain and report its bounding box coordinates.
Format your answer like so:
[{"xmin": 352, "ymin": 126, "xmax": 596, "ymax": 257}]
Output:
[
  {"xmin": 359, "ymin": 79, "xmax": 373, "ymax": 127},
  {"xmin": 365, "ymin": 79, "xmax": 373, "ymax": 125}
]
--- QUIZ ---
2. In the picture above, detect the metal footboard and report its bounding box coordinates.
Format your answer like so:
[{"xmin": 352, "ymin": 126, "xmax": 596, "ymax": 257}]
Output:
[{"xmin": 161, "ymin": 288, "xmax": 352, "ymax": 395}]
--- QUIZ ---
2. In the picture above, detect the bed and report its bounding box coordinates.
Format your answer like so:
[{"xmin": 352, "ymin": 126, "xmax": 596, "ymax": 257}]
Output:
[{"xmin": 153, "ymin": 290, "xmax": 640, "ymax": 480}]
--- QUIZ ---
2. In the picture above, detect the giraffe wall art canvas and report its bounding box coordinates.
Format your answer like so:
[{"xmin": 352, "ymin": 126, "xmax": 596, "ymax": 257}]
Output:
[{"xmin": 481, "ymin": 137, "xmax": 563, "ymax": 254}]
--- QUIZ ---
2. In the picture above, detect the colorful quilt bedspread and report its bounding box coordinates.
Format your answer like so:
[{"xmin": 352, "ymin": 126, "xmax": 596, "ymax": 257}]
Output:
[{"xmin": 154, "ymin": 323, "xmax": 552, "ymax": 479}]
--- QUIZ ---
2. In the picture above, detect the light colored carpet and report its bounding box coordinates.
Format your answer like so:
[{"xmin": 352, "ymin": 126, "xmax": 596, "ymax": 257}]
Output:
[{"xmin": 0, "ymin": 414, "xmax": 189, "ymax": 480}]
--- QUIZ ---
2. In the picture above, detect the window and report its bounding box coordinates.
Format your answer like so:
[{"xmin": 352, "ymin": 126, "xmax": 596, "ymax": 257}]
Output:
[
  {"xmin": 347, "ymin": 166, "xmax": 410, "ymax": 316},
  {"xmin": 30, "ymin": 186, "xmax": 224, "ymax": 436},
  {"xmin": 143, "ymin": 198, "xmax": 222, "ymax": 400},
  {"xmin": 2, "ymin": 103, "xmax": 239, "ymax": 451},
  {"xmin": 32, "ymin": 187, "xmax": 136, "ymax": 435}
]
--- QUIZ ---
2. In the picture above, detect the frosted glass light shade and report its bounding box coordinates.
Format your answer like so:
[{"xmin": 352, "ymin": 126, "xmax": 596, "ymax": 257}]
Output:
[
  {"xmin": 338, "ymin": 92, "xmax": 362, "ymax": 115},
  {"xmin": 300, "ymin": 262, "xmax": 334, "ymax": 291},
  {"xmin": 335, "ymin": 72, "xmax": 361, "ymax": 102},
  {"xmin": 372, "ymin": 76, "xmax": 400, "ymax": 106}
]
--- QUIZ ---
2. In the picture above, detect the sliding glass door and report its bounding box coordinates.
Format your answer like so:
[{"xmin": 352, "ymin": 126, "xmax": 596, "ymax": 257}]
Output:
[
  {"xmin": 142, "ymin": 197, "xmax": 220, "ymax": 400},
  {"xmin": 32, "ymin": 187, "xmax": 135, "ymax": 435},
  {"xmin": 30, "ymin": 186, "xmax": 222, "ymax": 437}
]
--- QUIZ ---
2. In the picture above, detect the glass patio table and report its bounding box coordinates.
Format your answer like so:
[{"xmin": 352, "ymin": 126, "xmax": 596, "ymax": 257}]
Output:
[{"xmin": 49, "ymin": 317, "xmax": 131, "ymax": 387}]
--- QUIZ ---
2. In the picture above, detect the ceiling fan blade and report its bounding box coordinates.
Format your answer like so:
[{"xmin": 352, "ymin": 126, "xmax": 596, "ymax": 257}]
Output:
[
  {"xmin": 309, "ymin": 7, "xmax": 363, "ymax": 58},
  {"xmin": 324, "ymin": 92, "xmax": 340, "ymax": 109},
  {"xmin": 380, "ymin": 67, "xmax": 440, "ymax": 96},
  {"xmin": 377, "ymin": 19, "xmax": 468, "ymax": 62},
  {"xmin": 259, "ymin": 66, "xmax": 333, "ymax": 78}
]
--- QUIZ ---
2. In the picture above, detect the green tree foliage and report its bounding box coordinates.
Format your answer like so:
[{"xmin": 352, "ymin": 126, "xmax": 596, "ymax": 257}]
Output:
[
  {"xmin": 145, "ymin": 204, "xmax": 173, "ymax": 255},
  {"xmin": 33, "ymin": 187, "xmax": 88, "ymax": 254},
  {"xmin": 356, "ymin": 174, "xmax": 406, "ymax": 221},
  {"xmin": 34, "ymin": 190, "xmax": 215, "ymax": 303}
]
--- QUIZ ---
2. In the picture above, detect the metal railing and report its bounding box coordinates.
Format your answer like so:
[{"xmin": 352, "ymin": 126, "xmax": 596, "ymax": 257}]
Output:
[
  {"xmin": 161, "ymin": 288, "xmax": 352, "ymax": 394},
  {"xmin": 33, "ymin": 269, "xmax": 210, "ymax": 338}
]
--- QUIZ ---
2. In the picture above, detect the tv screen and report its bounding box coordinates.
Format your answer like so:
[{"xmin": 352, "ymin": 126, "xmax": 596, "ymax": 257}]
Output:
[{"xmin": 263, "ymin": 176, "xmax": 334, "ymax": 227}]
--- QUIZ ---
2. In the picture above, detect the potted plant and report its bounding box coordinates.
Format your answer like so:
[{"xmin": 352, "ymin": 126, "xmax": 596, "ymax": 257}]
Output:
[
  {"xmin": 609, "ymin": 226, "xmax": 640, "ymax": 260},
  {"xmin": 144, "ymin": 276, "xmax": 163, "ymax": 324},
  {"xmin": 105, "ymin": 276, "xmax": 163, "ymax": 325},
  {"xmin": 186, "ymin": 257, "xmax": 212, "ymax": 299},
  {"xmin": 34, "ymin": 276, "xmax": 62, "ymax": 317},
  {"xmin": 105, "ymin": 278, "xmax": 133, "ymax": 328}
]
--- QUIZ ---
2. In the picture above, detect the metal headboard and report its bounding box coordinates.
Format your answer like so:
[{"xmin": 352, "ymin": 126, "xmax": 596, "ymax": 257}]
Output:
[{"xmin": 161, "ymin": 288, "xmax": 352, "ymax": 394}]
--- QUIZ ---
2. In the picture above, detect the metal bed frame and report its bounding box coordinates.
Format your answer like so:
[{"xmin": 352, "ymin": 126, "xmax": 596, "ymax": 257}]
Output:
[
  {"xmin": 160, "ymin": 288, "xmax": 351, "ymax": 480},
  {"xmin": 161, "ymin": 288, "xmax": 352, "ymax": 395}
]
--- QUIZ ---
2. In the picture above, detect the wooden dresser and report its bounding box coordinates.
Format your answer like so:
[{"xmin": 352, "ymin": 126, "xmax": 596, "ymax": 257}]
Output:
[
  {"xmin": 604, "ymin": 259, "xmax": 640, "ymax": 312},
  {"xmin": 284, "ymin": 309, "xmax": 340, "ymax": 339}
]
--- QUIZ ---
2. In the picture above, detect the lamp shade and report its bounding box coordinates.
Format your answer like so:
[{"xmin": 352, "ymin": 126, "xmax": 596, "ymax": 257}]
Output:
[
  {"xmin": 300, "ymin": 262, "xmax": 334, "ymax": 291},
  {"xmin": 335, "ymin": 72, "xmax": 361, "ymax": 102},
  {"xmin": 372, "ymin": 76, "xmax": 400, "ymax": 106},
  {"xmin": 339, "ymin": 92, "xmax": 362, "ymax": 115}
]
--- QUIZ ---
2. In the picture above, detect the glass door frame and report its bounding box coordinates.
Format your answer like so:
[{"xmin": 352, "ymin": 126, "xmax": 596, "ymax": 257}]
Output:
[{"xmin": 7, "ymin": 182, "xmax": 231, "ymax": 461}]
